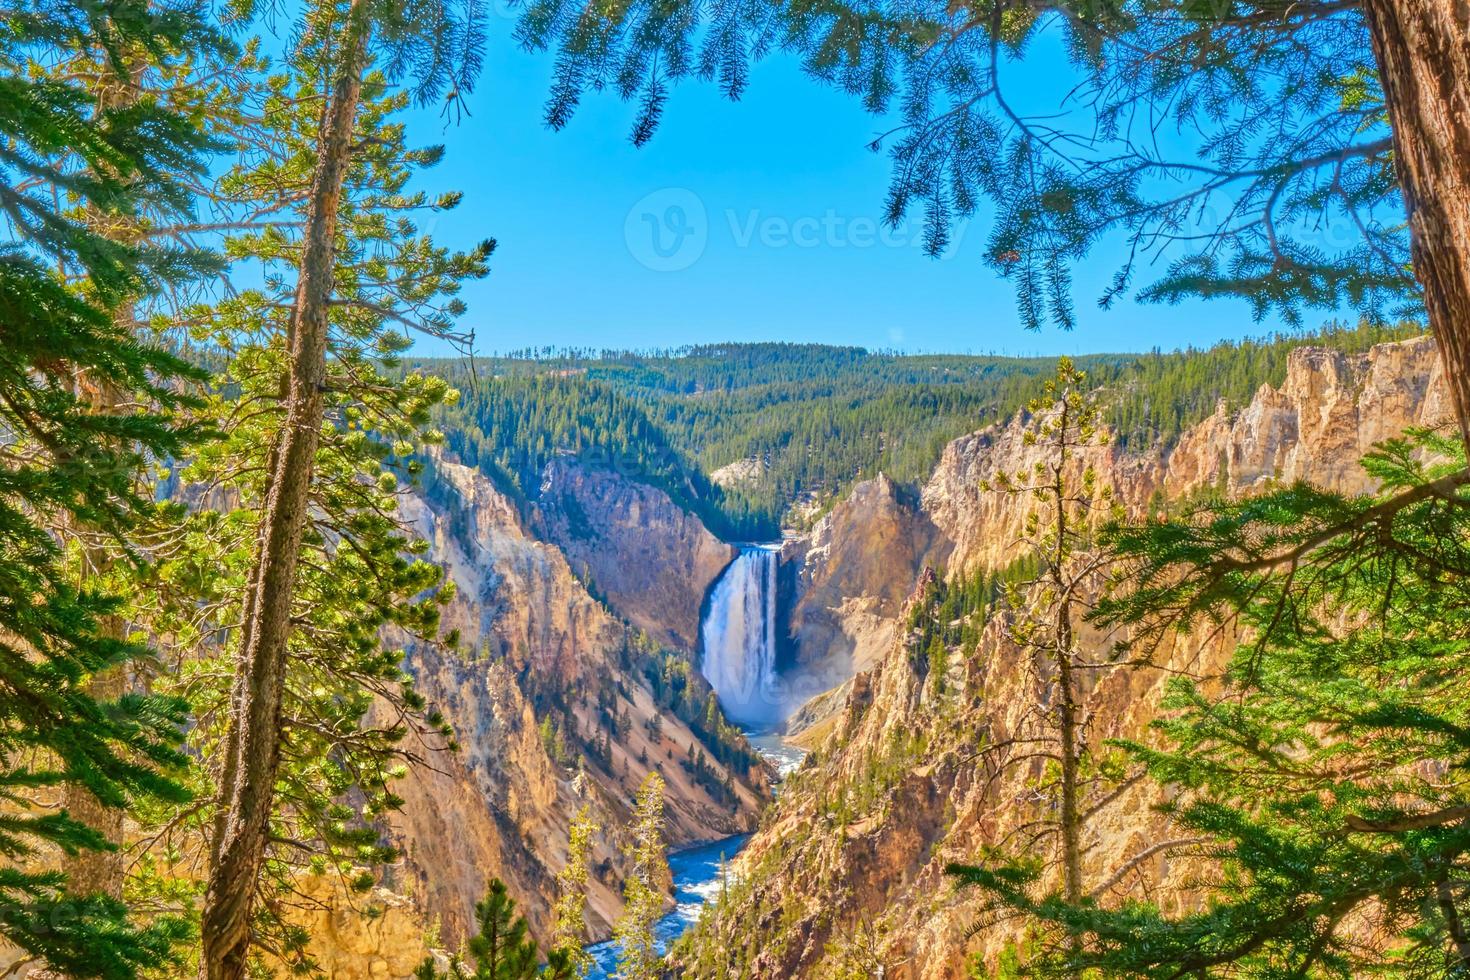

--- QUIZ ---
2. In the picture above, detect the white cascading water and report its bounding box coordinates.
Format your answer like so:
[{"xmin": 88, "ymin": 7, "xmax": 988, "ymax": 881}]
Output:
[{"xmin": 699, "ymin": 545, "xmax": 782, "ymax": 728}]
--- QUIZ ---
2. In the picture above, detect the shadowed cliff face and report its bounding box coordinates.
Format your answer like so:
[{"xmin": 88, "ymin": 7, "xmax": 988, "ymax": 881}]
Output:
[
  {"xmin": 681, "ymin": 336, "xmax": 1450, "ymax": 979},
  {"xmin": 382, "ymin": 454, "xmax": 769, "ymax": 954},
  {"xmin": 778, "ymin": 475, "xmax": 950, "ymax": 721},
  {"xmin": 532, "ymin": 457, "xmax": 738, "ymax": 651}
]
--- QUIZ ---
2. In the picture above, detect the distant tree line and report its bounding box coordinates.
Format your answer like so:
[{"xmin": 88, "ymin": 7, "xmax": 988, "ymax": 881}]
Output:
[{"xmin": 416, "ymin": 322, "xmax": 1418, "ymax": 536}]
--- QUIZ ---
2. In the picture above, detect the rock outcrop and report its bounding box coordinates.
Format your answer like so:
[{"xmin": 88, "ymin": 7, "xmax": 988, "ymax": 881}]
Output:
[
  {"xmin": 780, "ymin": 475, "xmax": 948, "ymax": 716},
  {"xmin": 926, "ymin": 336, "xmax": 1447, "ymax": 576},
  {"xmin": 289, "ymin": 876, "xmax": 435, "ymax": 979},
  {"xmin": 710, "ymin": 457, "xmax": 767, "ymax": 490},
  {"xmin": 385, "ymin": 454, "xmax": 769, "ymax": 953},
  {"xmin": 533, "ymin": 457, "xmax": 737, "ymax": 651},
  {"xmin": 678, "ymin": 336, "xmax": 1452, "ymax": 978}
]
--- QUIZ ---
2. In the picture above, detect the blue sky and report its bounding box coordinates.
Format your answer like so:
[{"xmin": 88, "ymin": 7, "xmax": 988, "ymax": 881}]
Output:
[{"xmin": 398, "ymin": 15, "xmax": 1348, "ymax": 359}]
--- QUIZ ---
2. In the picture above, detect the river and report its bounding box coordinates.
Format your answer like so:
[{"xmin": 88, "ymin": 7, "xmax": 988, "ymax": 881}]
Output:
[{"xmin": 582, "ymin": 731, "xmax": 805, "ymax": 977}]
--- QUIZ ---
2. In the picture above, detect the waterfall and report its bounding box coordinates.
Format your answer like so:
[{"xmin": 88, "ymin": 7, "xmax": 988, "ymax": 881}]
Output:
[{"xmin": 699, "ymin": 546, "xmax": 782, "ymax": 728}]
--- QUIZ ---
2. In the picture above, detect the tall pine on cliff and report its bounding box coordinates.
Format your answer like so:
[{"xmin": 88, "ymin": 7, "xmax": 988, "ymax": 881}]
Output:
[
  {"xmin": 948, "ymin": 359, "xmax": 1133, "ymax": 916},
  {"xmin": 518, "ymin": 1, "xmax": 1470, "ymax": 448},
  {"xmin": 969, "ymin": 428, "xmax": 1470, "ymax": 975},
  {"xmin": 0, "ymin": 0, "xmax": 219, "ymax": 973},
  {"xmin": 146, "ymin": 2, "xmax": 491, "ymax": 974}
]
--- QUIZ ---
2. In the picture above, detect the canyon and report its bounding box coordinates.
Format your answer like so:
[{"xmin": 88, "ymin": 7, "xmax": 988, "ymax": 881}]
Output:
[
  {"xmin": 384, "ymin": 452, "xmax": 769, "ymax": 950},
  {"xmin": 306, "ymin": 334, "xmax": 1446, "ymax": 977},
  {"xmin": 677, "ymin": 334, "xmax": 1452, "ymax": 977}
]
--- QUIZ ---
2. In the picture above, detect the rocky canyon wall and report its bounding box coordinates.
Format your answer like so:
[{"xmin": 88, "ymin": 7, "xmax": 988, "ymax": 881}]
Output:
[
  {"xmin": 784, "ymin": 336, "xmax": 1449, "ymax": 698},
  {"xmin": 926, "ymin": 335, "xmax": 1450, "ymax": 576},
  {"xmin": 683, "ymin": 336, "xmax": 1451, "ymax": 979},
  {"xmin": 379, "ymin": 453, "xmax": 768, "ymax": 957},
  {"xmin": 532, "ymin": 457, "xmax": 737, "ymax": 651}
]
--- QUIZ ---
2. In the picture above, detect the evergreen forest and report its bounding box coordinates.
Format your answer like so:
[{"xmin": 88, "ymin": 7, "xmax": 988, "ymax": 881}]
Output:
[{"xmin": 417, "ymin": 321, "xmax": 1418, "ymax": 538}]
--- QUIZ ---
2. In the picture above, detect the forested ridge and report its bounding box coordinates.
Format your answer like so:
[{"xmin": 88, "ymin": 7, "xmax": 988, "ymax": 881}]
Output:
[{"xmin": 416, "ymin": 320, "xmax": 1418, "ymax": 538}]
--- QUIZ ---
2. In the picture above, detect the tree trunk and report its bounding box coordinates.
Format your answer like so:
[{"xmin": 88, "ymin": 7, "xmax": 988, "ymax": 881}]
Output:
[
  {"xmin": 198, "ymin": 9, "xmax": 370, "ymax": 978},
  {"xmin": 61, "ymin": 58, "xmax": 151, "ymax": 903},
  {"xmin": 1438, "ymin": 876, "xmax": 1470, "ymax": 968},
  {"xmin": 1056, "ymin": 643, "xmax": 1083, "ymax": 906},
  {"xmin": 62, "ymin": 365, "xmax": 128, "ymax": 899},
  {"xmin": 61, "ymin": 638, "xmax": 125, "ymax": 898},
  {"xmin": 1362, "ymin": 0, "xmax": 1470, "ymax": 449},
  {"xmin": 1051, "ymin": 409, "xmax": 1084, "ymax": 909}
]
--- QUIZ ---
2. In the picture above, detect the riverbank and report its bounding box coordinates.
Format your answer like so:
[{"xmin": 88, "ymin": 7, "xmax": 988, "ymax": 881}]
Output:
[
  {"xmin": 584, "ymin": 834, "xmax": 748, "ymax": 979},
  {"xmin": 582, "ymin": 730, "xmax": 806, "ymax": 976}
]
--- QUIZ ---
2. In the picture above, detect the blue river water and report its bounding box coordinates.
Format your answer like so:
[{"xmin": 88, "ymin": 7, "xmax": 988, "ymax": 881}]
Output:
[
  {"xmin": 582, "ymin": 732, "xmax": 806, "ymax": 978},
  {"xmin": 583, "ymin": 834, "xmax": 749, "ymax": 978}
]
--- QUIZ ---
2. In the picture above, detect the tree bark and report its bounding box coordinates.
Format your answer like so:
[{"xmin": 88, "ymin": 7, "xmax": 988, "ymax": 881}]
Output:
[
  {"xmin": 1056, "ymin": 640, "xmax": 1083, "ymax": 906},
  {"xmin": 1437, "ymin": 875, "xmax": 1470, "ymax": 969},
  {"xmin": 199, "ymin": 8, "xmax": 370, "ymax": 978},
  {"xmin": 61, "ymin": 632, "xmax": 126, "ymax": 899},
  {"xmin": 1362, "ymin": 0, "xmax": 1470, "ymax": 449},
  {"xmin": 1051, "ymin": 419, "xmax": 1083, "ymax": 909},
  {"xmin": 61, "ymin": 57, "xmax": 151, "ymax": 903},
  {"xmin": 62, "ymin": 367, "xmax": 127, "ymax": 900}
]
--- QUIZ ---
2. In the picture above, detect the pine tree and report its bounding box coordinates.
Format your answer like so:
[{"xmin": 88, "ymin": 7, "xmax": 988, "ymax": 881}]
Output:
[
  {"xmin": 416, "ymin": 878, "xmax": 550, "ymax": 980},
  {"xmin": 0, "ymin": 256, "xmax": 197, "ymax": 980},
  {"xmin": 25, "ymin": 0, "xmax": 253, "ymax": 907},
  {"xmin": 704, "ymin": 691, "xmax": 721, "ymax": 734},
  {"xmin": 0, "ymin": 1, "xmax": 220, "ymax": 973},
  {"xmin": 196, "ymin": 2, "xmax": 490, "ymax": 976},
  {"xmin": 463, "ymin": 881, "xmax": 539, "ymax": 980},
  {"xmin": 925, "ymin": 633, "xmax": 948, "ymax": 698},
  {"xmin": 947, "ymin": 359, "xmax": 1125, "ymax": 912},
  {"xmin": 550, "ymin": 806, "xmax": 599, "ymax": 978},
  {"xmin": 615, "ymin": 772, "xmax": 668, "ymax": 980},
  {"xmin": 974, "ymin": 428, "xmax": 1470, "ymax": 975},
  {"xmin": 822, "ymin": 917, "xmax": 891, "ymax": 980}
]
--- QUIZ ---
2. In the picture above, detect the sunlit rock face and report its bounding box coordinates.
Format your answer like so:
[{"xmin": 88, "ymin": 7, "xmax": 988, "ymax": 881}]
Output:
[
  {"xmin": 677, "ymin": 336, "xmax": 1451, "ymax": 980},
  {"xmin": 779, "ymin": 474, "xmax": 950, "ymax": 721},
  {"xmin": 284, "ymin": 875, "xmax": 432, "ymax": 979},
  {"xmin": 923, "ymin": 335, "xmax": 1446, "ymax": 578}
]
